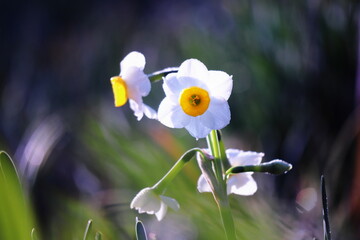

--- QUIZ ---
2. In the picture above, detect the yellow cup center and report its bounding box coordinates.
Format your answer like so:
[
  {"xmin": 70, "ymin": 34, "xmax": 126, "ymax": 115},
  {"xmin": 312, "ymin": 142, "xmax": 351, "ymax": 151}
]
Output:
[
  {"xmin": 179, "ymin": 86, "xmax": 210, "ymax": 117},
  {"xmin": 110, "ymin": 76, "xmax": 128, "ymax": 107}
]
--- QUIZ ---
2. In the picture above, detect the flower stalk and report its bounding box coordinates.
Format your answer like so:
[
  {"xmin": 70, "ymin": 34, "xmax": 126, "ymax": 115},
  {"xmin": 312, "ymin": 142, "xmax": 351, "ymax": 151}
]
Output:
[
  {"xmin": 153, "ymin": 148, "xmax": 200, "ymax": 194},
  {"xmin": 131, "ymin": 148, "xmax": 200, "ymax": 221},
  {"xmin": 206, "ymin": 130, "xmax": 237, "ymax": 240},
  {"xmin": 147, "ymin": 67, "xmax": 179, "ymax": 82}
]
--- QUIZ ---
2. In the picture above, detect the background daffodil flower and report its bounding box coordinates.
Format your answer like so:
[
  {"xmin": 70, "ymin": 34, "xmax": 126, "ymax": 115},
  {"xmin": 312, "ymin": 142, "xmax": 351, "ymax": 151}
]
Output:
[
  {"xmin": 197, "ymin": 149, "xmax": 263, "ymax": 196},
  {"xmin": 157, "ymin": 59, "xmax": 233, "ymax": 139},
  {"xmin": 110, "ymin": 51, "xmax": 157, "ymax": 120}
]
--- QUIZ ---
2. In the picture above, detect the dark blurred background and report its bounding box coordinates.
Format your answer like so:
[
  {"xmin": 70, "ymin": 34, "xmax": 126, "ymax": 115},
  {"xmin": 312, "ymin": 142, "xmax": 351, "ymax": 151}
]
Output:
[{"xmin": 1, "ymin": 0, "xmax": 360, "ymax": 239}]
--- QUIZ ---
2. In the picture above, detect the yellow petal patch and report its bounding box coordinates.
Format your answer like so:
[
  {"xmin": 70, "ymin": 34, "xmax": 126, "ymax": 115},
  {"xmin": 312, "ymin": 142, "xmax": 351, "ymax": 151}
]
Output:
[
  {"xmin": 179, "ymin": 86, "xmax": 210, "ymax": 117},
  {"xmin": 110, "ymin": 76, "xmax": 128, "ymax": 107}
]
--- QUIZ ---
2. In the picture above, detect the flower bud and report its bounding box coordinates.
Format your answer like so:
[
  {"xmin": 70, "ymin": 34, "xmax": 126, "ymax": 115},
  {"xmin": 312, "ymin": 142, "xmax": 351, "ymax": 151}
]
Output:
[
  {"xmin": 226, "ymin": 159, "xmax": 292, "ymax": 175},
  {"xmin": 259, "ymin": 159, "xmax": 292, "ymax": 175}
]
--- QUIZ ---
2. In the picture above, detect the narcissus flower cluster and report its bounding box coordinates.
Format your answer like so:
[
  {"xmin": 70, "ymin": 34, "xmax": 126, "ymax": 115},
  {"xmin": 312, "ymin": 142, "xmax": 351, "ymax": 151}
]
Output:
[
  {"xmin": 111, "ymin": 54, "xmax": 232, "ymax": 139},
  {"xmin": 110, "ymin": 52, "xmax": 292, "ymax": 225}
]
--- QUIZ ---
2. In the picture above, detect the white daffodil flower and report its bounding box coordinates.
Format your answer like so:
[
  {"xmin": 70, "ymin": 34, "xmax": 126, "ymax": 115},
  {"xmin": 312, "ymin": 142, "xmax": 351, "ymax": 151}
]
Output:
[
  {"xmin": 157, "ymin": 59, "xmax": 233, "ymax": 139},
  {"xmin": 130, "ymin": 187, "xmax": 180, "ymax": 221},
  {"xmin": 110, "ymin": 51, "xmax": 157, "ymax": 120},
  {"xmin": 197, "ymin": 149, "xmax": 264, "ymax": 196}
]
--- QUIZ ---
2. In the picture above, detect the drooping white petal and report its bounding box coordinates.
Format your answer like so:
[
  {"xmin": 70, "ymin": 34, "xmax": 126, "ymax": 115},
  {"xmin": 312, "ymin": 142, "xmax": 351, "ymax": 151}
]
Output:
[
  {"xmin": 226, "ymin": 149, "xmax": 264, "ymax": 167},
  {"xmin": 227, "ymin": 174, "xmax": 258, "ymax": 196},
  {"xmin": 200, "ymin": 98, "xmax": 230, "ymax": 130},
  {"xmin": 207, "ymin": 71, "xmax": 233, "ymax": 100},
  {"xmin": 155, "ymin": 202, "xmax": 168, "ymax": 221},
  {"xmin": 197, "ymin": 174, "xmax": 212, "ymax": 193},
  {"xmin": 120, "ymin": 51, "xmax": 146, "ymax": 72},
  {"xmin": 129, "ymin": 99, "xmax": 145, "ymax": 121},
  {"xmin": 130, "ymin": 188, "xmax": 161, "ymax": 214},
  {"xmin": 143, "ymin": 103, "xmax": 157, "ymax": 120},
  {"xmin": 158, "ymin": 97, "xmax": 191, "ymax": 128},
  {"xmin": 177, "ymin": 59, "xmax": 208, "ymax": 83},
  {"xmin": 160, "ymin": 195, "xmax": 180, "ymax": 211},
  {"xmin": 185, "ymin": 117, "xmax": 212, "ymax": 139},
  {"xmin": 129, "ymin": 100, "xmax": 157, "ymax": 121}
]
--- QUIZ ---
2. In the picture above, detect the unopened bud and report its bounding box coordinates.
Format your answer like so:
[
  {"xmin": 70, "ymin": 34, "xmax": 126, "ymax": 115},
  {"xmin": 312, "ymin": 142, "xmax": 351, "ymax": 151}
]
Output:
[
  {"xmin": 226, "ymin": 159, "xmax": 292, "ymax": 176},
  {"xmin": 259, "ymin": 159, "xmax": 292, "ymax": 175}
]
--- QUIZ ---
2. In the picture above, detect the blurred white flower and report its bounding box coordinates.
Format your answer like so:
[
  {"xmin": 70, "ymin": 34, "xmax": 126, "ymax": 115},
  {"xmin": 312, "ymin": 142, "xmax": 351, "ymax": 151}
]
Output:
[
  {"xmin": 130, "ymin": 187, "xmax": 180, "ymax": 221},
  {"xmin": 197, "ymin": 149, "xmax": 263, "ymax": 195},
  {"xmin": 110, "ymin": 51, "xmax": 157, "ymax": 120},
  {"xmin": 296, "ymin": 187, "xmax": 317, "ymax": 212},
  {"xmin": 158, "ymin": 59, "xmax": 232, "ymax": 139}
]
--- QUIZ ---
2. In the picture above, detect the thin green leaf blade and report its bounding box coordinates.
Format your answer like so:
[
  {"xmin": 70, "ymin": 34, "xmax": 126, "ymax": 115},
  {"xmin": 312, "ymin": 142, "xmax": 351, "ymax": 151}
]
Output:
[
  {"xmin": 0, "ymin": 151, "xmax": 35, "ymax": 240},
  {"xmin": 95, "ymin": 232, "xmax": 103, "ymax": 240},
  {"xmin": 135, "ymin": 218, "xmax": 148, "ymax": 240},
  {"xmin": 321, "ymin": 175, "xmax": 332, "ymax": 240},
  {"xmin": 83, "ymin": 219, "xmax": 93, "ymax": 240}
]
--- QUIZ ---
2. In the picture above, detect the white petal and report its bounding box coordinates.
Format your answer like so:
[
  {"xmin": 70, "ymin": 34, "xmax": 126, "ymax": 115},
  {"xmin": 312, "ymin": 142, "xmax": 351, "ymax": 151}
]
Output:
[
  {"xmin": 155, "ymin": 201, "xmax": 167, "ymax": 221},
  {"xmin": 226, "ymin": 149, "xmax": 264, "ymax": 167},
  {"xmin": 130, "ymin": 188, "xmax": 150, "ymax": 209},
  {"xmin": 227, "ymin": 174, "xmax": 258, "ymax": 196},
  {"xmin": 143, "ymin": 103, "xmax": 157, "ymax": 120},
  {"xmin": 177, "ymin": 59, "xmax": 208, "ymax": 82},
  {"xmin": 207, "ymin": 71, "xmax": 233, "ymax": 100},
  {"xmin": 158, "ymin": 97, "xmax": 190, "ymax": 128},
  {"xmin": 120, "ymin": 51, "xmax": 146, "ymax": 71},
  {"xmin": 163, "ymin": 73, "xmax": 208, "ymax": 101},
  {"xmin": 130, "ymin": 188, "xmax": 161, "ymax": 214},
  {"xmin": 163, "ymin": 73, "xmax": 183, "ymax": 99},
  {"xmin": 160, "ymin": 195, "xmax": 180, "ymax": 211},
  {"xmin": 122, "ymin": 67, "xmax": 150, "ymax": 96},
  {"xmin": 129, "ymin": 99, "xmax": 144, "ymax": 121},
  {"xmin": 178, "ymin": 76, "xmax": 209, "ymax": 90},
  {"xmin": 185, "ymin": 117, "xmax": 212, "ymax": 139},
  {"xmin": 200, "ymin": 98, "xmax": 230, "ymax": 130},
  {"xmin": 197, "ymin": 174, "xmax": 212, "ymax": 193}
]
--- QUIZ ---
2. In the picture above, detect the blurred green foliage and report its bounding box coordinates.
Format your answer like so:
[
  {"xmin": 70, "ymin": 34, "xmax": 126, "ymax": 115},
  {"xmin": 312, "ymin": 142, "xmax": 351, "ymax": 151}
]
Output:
[{"xmin": 0, "ymin": 151, "xmax": 35, "ymax": 240}]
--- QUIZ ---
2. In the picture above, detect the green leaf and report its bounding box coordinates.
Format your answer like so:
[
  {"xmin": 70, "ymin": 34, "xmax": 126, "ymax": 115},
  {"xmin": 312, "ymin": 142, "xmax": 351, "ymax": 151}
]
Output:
[
  {"xmin": 83, "ymin": 219, "xmax": 93, "ymax": 240},
  {"xmin": 0, "ymin": 151, "xmax": 20, "ymax": 187},
  {"xmin": 0, "ymin": 151, "xmax": 35, "ymax": 240},
  {"xmin": 31, "ymin": 228, "xmax": 39, "ymax": 240},
  {"xmin": 95, "ymin": 232, "xmax": 103, "ymax": 240},
  {"xmin": 135, "ymin": 218, "xmax": 148, "ymax": 240},
  {"xmin": 321, "ymin": 175, "xmax": 332, "ymax": 240}
]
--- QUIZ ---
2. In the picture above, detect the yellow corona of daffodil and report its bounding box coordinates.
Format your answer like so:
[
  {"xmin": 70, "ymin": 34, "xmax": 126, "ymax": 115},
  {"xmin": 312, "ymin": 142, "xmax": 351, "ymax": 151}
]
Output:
[
  {"xmin": 158, "ymin": 59, "xmax": 233, "ymax": 138},
  {"xmin": 110, "ymin": 51, "xmax": 156, "ymax": 120}
]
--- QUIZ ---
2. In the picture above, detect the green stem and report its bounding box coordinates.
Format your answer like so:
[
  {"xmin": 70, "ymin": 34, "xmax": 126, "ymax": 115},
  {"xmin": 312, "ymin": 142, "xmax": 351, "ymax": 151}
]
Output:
[
  {"xmin": 207, "ymin": 130, "xmax": 223, "ymax": 182},
  {"xmin": 148, "ymin": 67, "xmax": 179, "ymax": 82},
  {"xmin": 153, "ymin": 148, "xmax": 200, "ymax": 194},
  {"xmin": 217, "ymin": 130, "xmax": 231, "ymax": 170},
  {"xmin": 206, "ymin": 130, "xmax": 237, "ymax": 240},
  {"xmin": 218, "ymin": 198, "xmax": 237, "ymax": 240}
]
